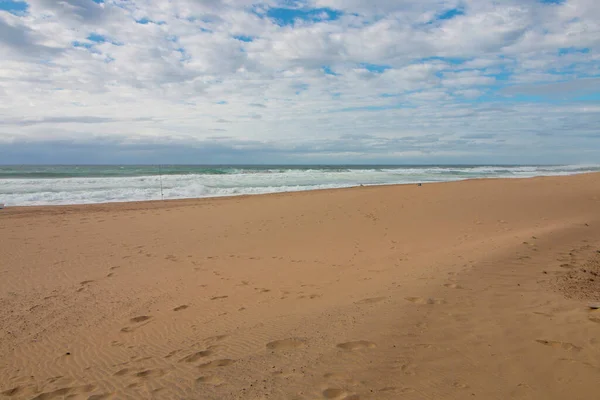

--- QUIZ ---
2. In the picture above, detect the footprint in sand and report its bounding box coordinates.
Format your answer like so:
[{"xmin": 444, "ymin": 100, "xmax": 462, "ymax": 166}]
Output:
[
  {"xmin": 297, "ymin": 294, "xmax": 322, "ymax": 299},
  {"xmin": 560, "ymin": 263, "xmax": 576, "ymax": 269},
  {"xmin": 533, "ymin": 312, "xmax": 552, "ymax": 317},
  {"xmin": 322, "ymin": 389, "xmax": 346, "ymax": 399},
  {"xmin": 413, "ymin": 343, "xmax": 435, "ymax": 349},
  {"xmin": 378, "ymin": 387, "xmax": 415, "ymax": 394},
  {"xmin": 589, "ymin": 316, "xmax": 600, "ymax": 324},
  {"xmin": 322, "ymin": 388, "xmax": 359, "ymax": 399},
  {"xmin": 135, "ymin": 369, "xmax": 166, "ymax": 378},
  {"xmin": 266, "ymin": 338, "xmax": 307, "ymax": 351},
  {"xmin": 355, "ymin": 297, "xmax": 386, "ymax": 305},
  {"xmin": 444, "ymin": 283, "xmax": 463, "ymax": 289},
  {"xmin": 130, "ymin": 316, "xmax": 151, "ymax": 323},
  {"xmin": 30, "ymin": 384, "xmax": 96, "ymax": 400},
  {"xmin": 179, "ymin": 350, "xmax": 213, "ymax": 363},
  {"xmin": 164, "ymin": 350, "xmax": 181, "ymax": 359},
  {"xmin": 46, "ymin": 376, "xmax": 72, "ymax": 386},
  {"xmin": 405, "ymin": 297, "xmax": 446, "ymax": 305},
  {"xmin": 211, "ymin": 296, "xmax": 228, "ymax": 301},
  {"xmin": 196, "ymin": 376, "xmax": 224, "ymax": 386},
  {"xmin": 31, "ymin": 388, "xmax": 74, "ymax": 400},
  {"xmin": 336, "ymin": 341, "xmax": 376, "ymax": 351},
  {"xmin": 173, "ymin": 305, "xmax": 189, "ymax": 311},
  {"xmin": 2, "ymin": 386, "xmax": 23, "ymax": 397},
  {"xmin": 400, "ymin": 363, "xmax": 417, "ymax": 376},
  {"xmin": 203, "ymin": 335, "xmax": 229, "ymax": 346},
  {"xmin": 198, "ymin": 359, "xmax": 235, "ymax": 370},
  {"xmin": 114, "ymin": 368, "xmax": 130, "ymax": 376},
  {"xmin": 511, "ymin": 383, "xmax": 533, "ymax": 398},
  {"xmin": 536, "ymin": 340, "xmax": 582, "ymax": 351}
]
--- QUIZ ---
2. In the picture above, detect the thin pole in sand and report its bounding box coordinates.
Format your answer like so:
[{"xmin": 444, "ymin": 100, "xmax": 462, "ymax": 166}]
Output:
[{"xmin": 158, "ymin": 164, "xmax": 164, "ymax": 201}]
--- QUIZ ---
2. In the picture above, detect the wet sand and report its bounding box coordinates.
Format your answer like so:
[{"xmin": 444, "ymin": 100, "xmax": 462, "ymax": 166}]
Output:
[{"xmin": 1, "ymin": 173, "xmax": 599, "ymax": 399}]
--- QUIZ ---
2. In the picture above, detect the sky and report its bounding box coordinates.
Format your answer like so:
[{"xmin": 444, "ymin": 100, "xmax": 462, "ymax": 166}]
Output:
[{"xmin": 0, "ymin": 0, "xmax": 599, "ymax": 164}]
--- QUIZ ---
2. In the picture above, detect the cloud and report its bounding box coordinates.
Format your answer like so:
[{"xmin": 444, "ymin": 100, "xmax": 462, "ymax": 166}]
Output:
[
  {"xmin": 27, "ymin": 0, "xmax": 109, "ymax": 24},
  {"xmin": 501, "ymin": 77, "xmax": 600, "ymax": 97},
  {"xmin": 0, "ymin": 0, "xmax": 598, "ymax": 164},
  {"xmin": 0, "ymin": 116, "xmax": 154, "ymax": 126},
  {"xmin": 0, "ymin": 12, "xmax": 63, "ymax": 58}
]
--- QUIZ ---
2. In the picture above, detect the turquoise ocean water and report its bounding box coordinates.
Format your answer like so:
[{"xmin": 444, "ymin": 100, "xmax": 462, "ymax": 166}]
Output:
[{"xmin": 1, "ymin": 164, "xmax": 599, "ymax": 206}]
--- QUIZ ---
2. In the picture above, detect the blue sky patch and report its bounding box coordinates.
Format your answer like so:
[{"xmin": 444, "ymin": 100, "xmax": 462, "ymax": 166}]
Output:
[
  {"xmin": 234, "ymin": 35, "xmax": 254, "ymax": 42},
  {"xmin": 437, "ymin": 8, "xmax": 464, "ymax": 20},
  {"xmin": 135, "ymin": 17, "xmax": 164, "ymax": 25},
  {"xmin": 266, "ymin": 7, "xmax": 342, "ymax": 26},
  {"xmin": 73, "ymin": 41, "xmax": 94, "ymax": 49},
  {"xmin": 0, "ymin": 0, "xmax": 28, "ymax": 14},
  {"xmin": 73, "ymin": 33, "xmax": 121, "ymax": 49},
  {"xmin": 323, "ymin": 66, "xmax": 339, "ymax": 76},
  {"xmin": 175, "ymin": 47, "xmax": 191, "ymax": 62},
  {"xmin": 558, "ymin": 47, "xmax": 590, "ymax": 55},
  {"xmin": 360, "ymin": 63, "xmax": 391, "ymax": 73},
  {"xmin": 87, "ymin": 33, "xmax": 107, "ymax": 43},
  {"xmin": 491, "ymin": 70, "xmax": 512, "ymax": 81}
]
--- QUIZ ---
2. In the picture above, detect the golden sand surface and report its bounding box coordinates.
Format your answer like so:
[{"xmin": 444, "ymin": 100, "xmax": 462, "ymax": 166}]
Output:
[{"xmin": 1, "ymin": 173, "xmax": 599, "ymax": 399}]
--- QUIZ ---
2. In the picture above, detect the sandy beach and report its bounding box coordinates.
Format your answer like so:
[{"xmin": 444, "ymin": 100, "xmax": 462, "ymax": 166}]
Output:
[{"xmin": 1, "ymin": 173, "xmax": 599, "ymax": 400}]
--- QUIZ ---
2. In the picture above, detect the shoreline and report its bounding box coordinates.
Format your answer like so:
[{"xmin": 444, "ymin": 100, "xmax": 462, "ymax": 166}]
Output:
[
  {"xmin": 3, "ymin": 171, "xmax": 599, "ymax": 212},
  {"xmin": 1, "ymin": 173, "xmax": 599, "ymax": 399}
]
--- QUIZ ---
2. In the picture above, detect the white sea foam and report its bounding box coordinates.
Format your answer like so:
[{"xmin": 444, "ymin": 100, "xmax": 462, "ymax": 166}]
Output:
[{"xmin": 1, "ymin": 165, "xmax": 598, "ymax": 206}]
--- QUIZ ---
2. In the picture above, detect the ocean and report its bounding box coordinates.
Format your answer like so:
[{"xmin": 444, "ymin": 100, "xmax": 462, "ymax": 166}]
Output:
[{"xmin": 1, "ymin": 164, "xmax": 599, "ymax": 207}]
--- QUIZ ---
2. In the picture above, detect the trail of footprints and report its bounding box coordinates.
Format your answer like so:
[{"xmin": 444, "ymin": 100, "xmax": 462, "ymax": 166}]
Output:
[
  {"xmin": 101, "ymin": 333, "xmax": 381, "ymax": 397},
  {"xmin": 5, "ymin": 275, "xmax": 479, "ymax": 399},
  {"xmin": 107, "ymin": 291, "xmax": 425, "ymax": 397},
  {"xmin": 536, "ymin": 243, "xmax": 600, "ymax": 353},
  {"xmin": 263, "ymin": 337, "xmax": 378, "ymax": 399}
]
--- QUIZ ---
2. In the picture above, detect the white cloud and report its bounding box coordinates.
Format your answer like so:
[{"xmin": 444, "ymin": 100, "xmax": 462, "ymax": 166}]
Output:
[{"xmin": 0, "ymin": 0, "xmax": 599, "ymax": 163}]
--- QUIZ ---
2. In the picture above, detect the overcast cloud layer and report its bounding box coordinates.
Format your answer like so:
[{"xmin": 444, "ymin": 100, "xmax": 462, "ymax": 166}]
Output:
[{"xmin": 0, "ymin": 0, "xmax": 599, "ymax": 164}]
